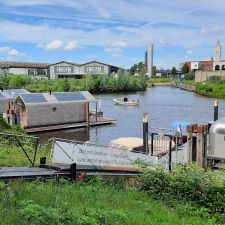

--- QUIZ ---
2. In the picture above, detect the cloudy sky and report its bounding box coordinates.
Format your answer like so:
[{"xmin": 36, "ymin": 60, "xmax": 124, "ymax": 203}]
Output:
[{"xmin": 0, "ymin": 0, "xmax": 224, "ymax": 69}]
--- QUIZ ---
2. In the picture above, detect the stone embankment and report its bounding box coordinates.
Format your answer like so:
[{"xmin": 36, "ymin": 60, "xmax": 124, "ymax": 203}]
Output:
[
  {"xmin": 147, "ymin": 82, "xmax": 196, "ymax": 92},
  {"xmin": 171, "ymin": 82, "xmax": 196, "ymax": 92}
]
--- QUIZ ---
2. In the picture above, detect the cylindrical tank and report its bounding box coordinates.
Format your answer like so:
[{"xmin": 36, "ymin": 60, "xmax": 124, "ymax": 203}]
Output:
[{"xmin": 209, "ymin": 117, "xmax": 225, "ymax": 159}]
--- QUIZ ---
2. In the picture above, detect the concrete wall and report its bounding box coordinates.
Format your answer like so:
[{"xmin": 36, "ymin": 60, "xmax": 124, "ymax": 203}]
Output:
[
  {"xmin": 23, "ymin": 102, "xmax": 86, "ymax": 128},
  {"xmin": 9, "ymin": 68, "xmax": 29, "ymax": 75},
  {"xmin": 195, "ymin": 70, "xmax": 225, "ymax": 82}
]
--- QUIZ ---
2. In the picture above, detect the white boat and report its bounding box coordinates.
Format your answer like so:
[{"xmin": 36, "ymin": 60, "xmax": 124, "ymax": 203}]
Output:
[{"xmin": 113, "ymin": 97, "xmax": 139, "ymax": 106}]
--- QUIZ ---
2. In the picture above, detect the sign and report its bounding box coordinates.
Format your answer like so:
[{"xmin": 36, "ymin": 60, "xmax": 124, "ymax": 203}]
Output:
[
  {"xmin": 84, "ymin": 65, "xmax": 104, "ymax": 74},
  {"xmin": 52, "ymin": 140, "xmax": 159, "ymax": 169},
  {"xmin": 54, "ymin": 66, "xmax": 74, "ymax": 74}
]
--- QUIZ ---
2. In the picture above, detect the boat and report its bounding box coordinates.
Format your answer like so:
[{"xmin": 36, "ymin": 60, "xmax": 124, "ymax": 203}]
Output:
[{"xmin": 113, "ymin": 97, "xmax": 139, "ymax": 106}]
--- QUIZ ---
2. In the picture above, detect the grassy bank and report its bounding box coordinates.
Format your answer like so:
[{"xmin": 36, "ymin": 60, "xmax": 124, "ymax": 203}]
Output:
[
  {"xmin": 0, "ymin": 74, "xmax": 146, "ymax": 93},
  {"xmin": 0, "ymin": 179, "xmax": 222, "ymax": 225},
  {"xmin": 148, "ymin": 77, "xmax": 177, "ymax": 83},
  {"xmin": 0, "ymin": 118, "xmax": 224, "ymax": 224}
]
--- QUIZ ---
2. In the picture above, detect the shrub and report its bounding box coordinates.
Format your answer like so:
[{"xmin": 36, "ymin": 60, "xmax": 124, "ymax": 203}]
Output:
[{"xmin": 140, "ymin": 165, "xmax": 225, "ymax": 214}]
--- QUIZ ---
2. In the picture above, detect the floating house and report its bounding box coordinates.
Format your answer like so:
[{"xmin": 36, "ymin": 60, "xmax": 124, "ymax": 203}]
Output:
[
  {"xmin": 0, "ymin": 89, "xmax": 30, "ymax": 115},
  {"xmin": 13, "ymin": 91, "xmax": 96, "ymax": 128}
]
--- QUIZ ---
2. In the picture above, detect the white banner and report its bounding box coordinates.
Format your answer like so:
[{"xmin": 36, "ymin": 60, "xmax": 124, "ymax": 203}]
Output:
[{"xmin": 52, "ymin": 140, "xmax": 159, "ymax": 170}]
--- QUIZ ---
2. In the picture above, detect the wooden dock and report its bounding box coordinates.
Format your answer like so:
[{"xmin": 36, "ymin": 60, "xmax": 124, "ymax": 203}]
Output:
[{"xmin": 25, "ymin": 116, "xmax": 116, "ymax": 133}]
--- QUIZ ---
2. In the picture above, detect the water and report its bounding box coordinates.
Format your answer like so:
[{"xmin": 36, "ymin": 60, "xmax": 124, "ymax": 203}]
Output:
[{"xmin": 36, "ymin": 87, "xmax": 225, "ymax": 144}]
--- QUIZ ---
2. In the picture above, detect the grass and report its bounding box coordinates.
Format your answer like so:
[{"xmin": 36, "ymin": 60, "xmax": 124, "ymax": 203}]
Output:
[
  {"xmin": 148, "ymin": 77, "xmax": 177, "ymax": 83},
  {"xmin": 0, "ymin": 180, "xmax": 220, "ymax": 225}
]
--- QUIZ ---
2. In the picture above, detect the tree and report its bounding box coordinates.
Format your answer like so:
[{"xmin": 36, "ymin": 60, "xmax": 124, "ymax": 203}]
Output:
[
  {"xmin": 171, "ymin": 67, "xmax": 177, "ymax": 76},
  {"xmin": 130, "ymin": 64, "xmax": 138, "ymax": 75},
  {"xmin": 181, "ymin": 63, "xmax": 190, "ymax": 74}
]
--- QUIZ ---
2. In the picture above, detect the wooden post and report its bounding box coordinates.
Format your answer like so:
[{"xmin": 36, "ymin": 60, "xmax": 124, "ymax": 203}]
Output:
[
  {"xmin": 86, "ymin": 102, "xmax": 89, "ymax": 128},
  {"xmin": 168, "ymin": 138, "xmax": 172, "ymax": 172},
  {"xmin": 143, "ymin": 113, "xmax": 149, "ymax": 154},
  {"xmin": 214, "ymin": 100, "xmax": 218, "ymax": 121},
  {"xmin": 95, "ymin": 101, "xmax": 98, "ymax": 122}
]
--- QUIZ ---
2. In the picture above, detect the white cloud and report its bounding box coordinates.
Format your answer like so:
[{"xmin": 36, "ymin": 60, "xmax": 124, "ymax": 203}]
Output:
[
  {"xmin": 8, "ymin": 49, "xmax": 26, "ymax": 57},
  {"xmin": 112, "ymin": 41, "xmax": 127, "ymax": 48},
  {"xmin": 0, "ymin": 46, "xmax": 26, "ymax": 57},
  {"xmin": 64, "ymin": 41, "xmax": 79, "ymax": 50},
  {"xmin": 37, "ymin": 40, "xmax": 79, "ymax": 51},
  {"xmin": 104, "ymin": 47, "xmax": 122, "ymax": 56},
  {"xmin": 211, "ymin": 25, "xmax": 223, "ymax": 34},
  {"xmin": 38, "ymin": 40, "xmax": 63, "ymax": 50},
  {"xmin": 159, "ymin": 38, "xmax": 168, "ymax": 45},
  {"xmin": 0, "ymin": 47, "xmax": 11, "ymax": 53},
  {"xmin": 186, "ymin": 50, "xmax": 193, "ymax": 55}
]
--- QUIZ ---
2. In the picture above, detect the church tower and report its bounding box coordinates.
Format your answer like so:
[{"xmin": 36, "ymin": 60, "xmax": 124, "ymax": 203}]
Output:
[{"xmin": 214, "ymin": 39, "xmax": 221, "ymax": 62}]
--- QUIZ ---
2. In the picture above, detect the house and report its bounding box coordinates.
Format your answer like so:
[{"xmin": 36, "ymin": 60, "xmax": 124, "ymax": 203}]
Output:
[
  {"xmin": 12, "ymin": 91, "xmax": 96, "ymax": 128},
  {"xmin": 0, "ymin": 89, "xmax": 30, "ymax": 115}
]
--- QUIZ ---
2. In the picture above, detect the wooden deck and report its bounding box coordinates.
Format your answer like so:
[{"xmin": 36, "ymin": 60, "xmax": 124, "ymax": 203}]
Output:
[{"xmin": 25, "ymin": 116, "xmax": 116, "ymax": 133}]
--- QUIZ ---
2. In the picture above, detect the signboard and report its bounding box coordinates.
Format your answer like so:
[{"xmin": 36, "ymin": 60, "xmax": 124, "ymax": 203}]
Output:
[
  {"xmin": 52, "ymin": 140, "xmax": 158, "ymax": 169},
  {"xmin": 54, "ymin": 66, "xmax": 74, "ymax": 74},
  {"xmin": 84, "ymin": 65, "xmax": 104, "ymax": 74}
]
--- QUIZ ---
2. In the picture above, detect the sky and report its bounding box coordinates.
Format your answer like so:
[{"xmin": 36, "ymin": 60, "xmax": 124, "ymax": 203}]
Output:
[{"xmin": 0, "ymin": 0, "xmax": 224, "ymax": 69}]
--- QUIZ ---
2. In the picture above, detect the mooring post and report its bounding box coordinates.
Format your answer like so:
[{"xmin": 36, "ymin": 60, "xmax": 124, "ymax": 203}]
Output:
[
  {"xmin": 214, "ymin": 100, "xmax": 218, "ymax": 121},
  {"xmin": 40, "ymin": 157, "xmax": 46, "ymax": 165},
  {"xmin": 151, "ymin": 133, "xmax": 154, "ymax": 156},
  {"xmin": 70, "ymin": 163, "xmax": 77, "ymax": 181},
  {"xmin": 168, "ymin": 137, "xmax": 172, "ymax": 172},
  {"xmin": 143, "ymin": 113, "xmax": 149, "ymax": 154}
]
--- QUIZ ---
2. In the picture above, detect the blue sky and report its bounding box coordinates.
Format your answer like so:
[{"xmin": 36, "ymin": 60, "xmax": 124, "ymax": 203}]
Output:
[{"xmin": 0, "ymin": 0, "xmax": 224, "ymax": 69}]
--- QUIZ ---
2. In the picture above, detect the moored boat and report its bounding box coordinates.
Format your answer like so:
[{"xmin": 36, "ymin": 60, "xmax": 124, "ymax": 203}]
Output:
[{"xmin": 113, "ymin": 97, "xmax": 139, "ymax": 106}]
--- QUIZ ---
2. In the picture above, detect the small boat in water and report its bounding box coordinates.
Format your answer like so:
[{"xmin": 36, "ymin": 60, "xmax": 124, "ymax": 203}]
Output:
[{"xmin": 113, "ymin": 97, "xmax": 139, "ymax": 106}]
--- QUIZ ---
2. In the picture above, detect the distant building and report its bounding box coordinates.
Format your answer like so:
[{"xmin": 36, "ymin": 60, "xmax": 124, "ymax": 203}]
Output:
[
  {"xmin": 183, "ymin": 39, "xmax": 225, "ymax": 72},
  {"xmin": 0, "ymin": 61, "xmax": 49, "ymax": 76},
  {"xmin": 0, "ymin": 60, "xmax": 120, "ymax": 79},
  {"xmin": 147, "ymin": 44, "xmax": 154, "ymax": 76},
  {"xmin": 48, "ymin": 61, "xmax": 120, "ymax": 79}
]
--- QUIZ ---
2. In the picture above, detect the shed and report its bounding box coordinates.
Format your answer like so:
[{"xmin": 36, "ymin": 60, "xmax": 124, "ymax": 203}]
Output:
[
  {"xmin": 14, "ymin": 91, "xmax": 96, "ymax": 128},
  {"xmin": 0, "ymin": 89, "xmax": 30, "ymax": 114}
]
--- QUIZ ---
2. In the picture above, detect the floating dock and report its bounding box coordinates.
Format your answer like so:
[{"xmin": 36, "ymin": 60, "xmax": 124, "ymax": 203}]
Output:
[{"xmin": 25, "ymin": 116, "xmax": 116, "ymax": 133}]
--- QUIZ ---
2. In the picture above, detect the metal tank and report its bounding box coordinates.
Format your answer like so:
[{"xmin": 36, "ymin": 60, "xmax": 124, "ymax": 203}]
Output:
[{"xmin": 209, "ymin": 117, "xmax": 225, "ymax": 159}]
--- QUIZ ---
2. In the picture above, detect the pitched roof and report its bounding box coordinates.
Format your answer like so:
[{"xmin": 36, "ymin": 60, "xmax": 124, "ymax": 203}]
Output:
[
  {"xmin": 0, "ymin": 61, "xmax": 50, "ymax": 68},
  {"xmin": 18, "ymin": 91, "xmax": 96, "ymax": 105}
]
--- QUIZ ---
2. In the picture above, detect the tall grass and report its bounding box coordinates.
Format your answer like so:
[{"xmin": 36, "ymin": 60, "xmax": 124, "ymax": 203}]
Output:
[
  {"xmin": 0, "ymin": 74, "xmax": 146, "ymax": 93},
  {"xmin": 0, "ymin": 179, "xmax": 220, "ymax": 225}
]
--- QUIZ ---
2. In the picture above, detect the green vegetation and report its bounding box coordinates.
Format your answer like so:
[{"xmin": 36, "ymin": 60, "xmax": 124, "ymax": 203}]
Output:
[
  {"xmin": 0, "ymin": 73, "xmax": 146, "ymax": 93},
  {"xmin": 0, "ymin": 117, "xmax": 49, "ymax": 167},
  {"xmin": 148, "ymin": 77, "xmax": 177, "ymax": 83},
  {"xmin": 194, "ymin": 80, "xmax": 225, "ymax": 98},
  {"xmin": 0, "ymin": 177, "xmax": 223, "ymax": 225},
  {"xmin": 0, "ymin": 119, "xmax": 224, "ymax": 224},
  {"xmin": 181, "ymin": 63, "xmax": 190, "ymax": 74},
  {"xmin": 140, "ymin": 165, "xmax": 225, "ymax": 216}
]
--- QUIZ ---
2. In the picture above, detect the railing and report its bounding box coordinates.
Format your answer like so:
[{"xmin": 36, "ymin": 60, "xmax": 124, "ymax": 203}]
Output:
[{"xmin": 0, "ymin": 133, "xmax": 39, "ymax": 166}]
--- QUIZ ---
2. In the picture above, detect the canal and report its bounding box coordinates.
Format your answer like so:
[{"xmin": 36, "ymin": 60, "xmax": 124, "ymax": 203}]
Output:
[{"xmin": 36, "ymin": 87, "xmax": 225, "ymax": 144}]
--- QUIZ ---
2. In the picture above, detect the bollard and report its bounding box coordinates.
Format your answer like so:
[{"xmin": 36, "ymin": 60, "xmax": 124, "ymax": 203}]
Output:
[
  {"xmin": 214, "ymin": 100, "xmax": 218, "ymax": 121},
  {"xmin": 168, "ymin": 138, "xmax": 172, "ymax": 172},
  {"xmin": 143, "ymin": 113, "xmax": 149, "ymax": 154},
  {"xmin": 70, "ymin": 163, "xmax": 77, "ymax": 181},
  {"xmin": 40, "ymin": 157, "xmax": 46, "ymax": 165}
]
